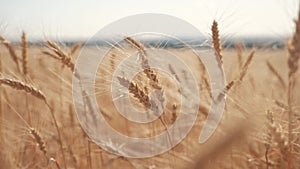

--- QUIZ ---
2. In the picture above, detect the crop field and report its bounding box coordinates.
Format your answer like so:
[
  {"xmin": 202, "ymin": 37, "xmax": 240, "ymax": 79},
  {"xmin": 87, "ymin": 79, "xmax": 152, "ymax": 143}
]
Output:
[{"xmin": 0, "ymin": 4, "xmax": 300, "ymax": 169}]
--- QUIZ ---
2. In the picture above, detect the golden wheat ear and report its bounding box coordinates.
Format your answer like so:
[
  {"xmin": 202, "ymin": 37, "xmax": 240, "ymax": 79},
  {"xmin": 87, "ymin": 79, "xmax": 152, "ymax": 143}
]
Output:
[
  {"xmin": 266, "ymin": 61, "xmax": 286, "ymax": 88},
  {"xmin": 0, "ymin": 35, "xmax": 21, "ymax": 73},
  {"xmin": 224, "ymin": 49, "xmax": 255, "ymax": 93},
  {"xmin": 117, "ymin": 76, "xmax": 151, "ymax": 108},
  {"xmin": 21, "ymin": 32, "xmax": 28, "ymax": 76},
  {"xmin": 0, "ymin": 77, "xmax": 46, "ymax": 101},
  {"xmin": 238, "ymin": 49, "xmax": 255, "ymax": 81},
  {"xmin": 211, "ymin": 20, "xmax": 223, "ymax": 64},
  {"xmin": 124, "ymin": 37, "xmax": 145, "ymax": 52},
  {"xmin": 43, "ymin": 40, "xmax": 75, "ymax": 72},
  {"xmin": 29, "ymin": 127, "xmax": 47, "ymax": 155},
  {"xmin": 235, "ymin": 42, "xmax": 244, "ymax": 69},
  {"xmin": 5, "ymin": 101, "xmax": 48, "ymax": 159},
  {"xmin": 69, "ymin": 43, "xmax": 82, "ymax": 57}
]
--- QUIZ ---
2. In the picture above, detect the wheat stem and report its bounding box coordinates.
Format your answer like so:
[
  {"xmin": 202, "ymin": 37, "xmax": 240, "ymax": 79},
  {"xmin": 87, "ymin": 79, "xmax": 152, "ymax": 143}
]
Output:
[{"xmin": 44, "ymin": 101, "xmax": 67, "ymax": 169}]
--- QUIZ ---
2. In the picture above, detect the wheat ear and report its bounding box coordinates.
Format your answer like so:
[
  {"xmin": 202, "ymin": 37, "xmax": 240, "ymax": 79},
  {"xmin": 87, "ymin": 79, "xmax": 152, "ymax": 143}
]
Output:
[
  {"xmin": 7, "ymin": 102, "xmax": 49, "ymax": 161},
  {"xmin": 0, "ymin": 35, "xmax": 20, "ymax": 73},
  {"xmin": 43, "ymin": 40, "xmax": 74, "ymax": 72},
  {"xmin": 29, "ymin": 127, "xmax": 47, "ymax": 155},
  {"xmin": 0, "ymin": 77, "xmax": 46, "ymax": 100},
  {"xmin": 21, "ymin": 32, "xmax": 28, "ymax": 76},
  {"xmin": 124, "ymin": 37, "xmax": 145, "ymax": 52},
  {"xmin": 212, "ymin": 20, "xmax": 223, "ymax": 63},
  {"xmin": 117, "ymin": 76, "xmax": 150, "ymax": 108},
  {"xmin": 69, "ymin": 43, "xmax": 82, "ymax": 57},
  {"xmin": 124, "ymin": 37, "xmax": 150, "ymax": 69},
  {"xmin": 235, "ymin": 42, "xmax": 243, "ymax": 69},
  {"xmin": 266, "ymin": 61, "xmax": 286, "ymax": 88},
  {"xmin": 224, "ymin": 49, "xmax": 255, "ymax": 93},
  {"xmin": 238, "ymin": 49, "xmax": 255, "ymax": 81},
  {"xmin": 124, "ymin": 37, "xmax": 161, "ymax": 89}
]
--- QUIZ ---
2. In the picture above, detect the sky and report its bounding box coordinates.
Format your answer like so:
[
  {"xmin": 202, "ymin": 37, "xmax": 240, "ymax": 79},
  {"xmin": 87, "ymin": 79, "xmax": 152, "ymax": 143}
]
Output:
[{"xmin": 0, "ymin": 0, "xmax": 298, "ymax": 41}]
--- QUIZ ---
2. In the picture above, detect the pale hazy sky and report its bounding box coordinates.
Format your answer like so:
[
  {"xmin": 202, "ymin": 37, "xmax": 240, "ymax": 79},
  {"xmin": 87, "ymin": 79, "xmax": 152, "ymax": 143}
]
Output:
[{"xmin": 0, "ymin": 0, "xmax": 298, "ymax": 41}]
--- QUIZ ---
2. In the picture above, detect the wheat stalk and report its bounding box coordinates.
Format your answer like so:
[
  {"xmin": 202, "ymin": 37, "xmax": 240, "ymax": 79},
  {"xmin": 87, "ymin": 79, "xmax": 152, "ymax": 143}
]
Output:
[
  {"xmin": 42, "ymin": 50, "xmax": 61, "ymax": 60},
  {"xmin": 125, "ymin": 37, "xmax": 163, "ymax": 91},
  {"xmin": 212, "ymin": 49, "xmax": 255, "ymax": 117},
  {"xmin": 286, "ymin": 5, "xmax": 300, "ymax": 168},
  {"xmin": 0, "ymin": 76, "xmax": 66, "ymax": 169},
  {"xmin": 21, "ymin": 32, "xmax": 28, "ymax": 76},
  {"xmin": 265, "ymin": 111, "xmax": 289, "ymax": 168},
  {"xmin": 0, "ymin": 77, "xmax": 46, "ymax": 100},
  {"xmin": 239, "ymin": 49, "xmax": 255, "ymax": 81},
  {"xmin": 266, "ymin": 61, "xmax": 286, "ymax": 88},
  {"xmin": 223, "ymin": 49, "xmax": 255, "ymax": 94},
  {"xmin": 20, "ymin": 32, "xmax": 31, "ymax": 125},
  {"xmin": 210, "ymin": 20, "xmax": 225, "ymax": 101},
  {"xmin": 265, "ymin": 110, "xmax": 274, "ymax": 169},
  {"xmin": 106, "ymin": 37, "xmax": 174, "ymax": 154},
  {"xmin": 274, "ymin": 100, "xmax": 288, "ymax": 110},
  {"xmin": 69, "ymin": 43, "xmax": 82, "ymax": 57},
  {"xmin": 0, "ymin": 36, "xmax": 20, "ymax": 73},
  {"xmin": 124, "ymin": 37, "xmax": 172, "ymax": 146},
  {"xmin": 6, "ymin": 102, "xmax": 51, "ymax": 165},
  {"xmin": 43, "ymin": 40, "xmax": 74, "ymax": 72},
  {"xmin": 124, "ymin": 37, "xmax": 145, "ymax": 52},
  {"xmin": 235, "ymin": 42, "xmax": 244, "ymax": 69},
  {"xmin": 124, "ymin": 37, "xmax": 150, "ymax": 70}
]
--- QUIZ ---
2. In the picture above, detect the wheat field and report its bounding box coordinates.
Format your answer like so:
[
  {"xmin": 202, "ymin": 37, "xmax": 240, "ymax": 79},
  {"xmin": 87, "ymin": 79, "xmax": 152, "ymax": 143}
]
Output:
[{"xmin": 0, "ymin": 8, "xmax": 299, "ymax": 169}]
